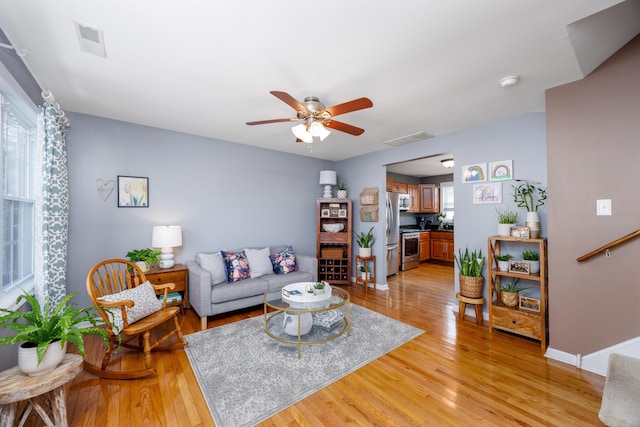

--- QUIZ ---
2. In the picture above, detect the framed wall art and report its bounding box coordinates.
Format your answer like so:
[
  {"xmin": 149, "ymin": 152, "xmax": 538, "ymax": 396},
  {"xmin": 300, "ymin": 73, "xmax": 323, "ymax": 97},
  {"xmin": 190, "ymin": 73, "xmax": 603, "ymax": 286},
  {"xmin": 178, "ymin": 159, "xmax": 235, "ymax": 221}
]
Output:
[
  {"xmin": 117, "ymin": 176, "xmax": 149, "ymax": 207},
  {"xmin": 462, "ymin": 163, "xmax": 487, "ymax": 183},
  {"xmin": 472, "ymin": 183, "xmax": 502, "ymax": 204},
  {"xmin": 489, "ymin": 160, "xmax": 513, "ymax": 181}
]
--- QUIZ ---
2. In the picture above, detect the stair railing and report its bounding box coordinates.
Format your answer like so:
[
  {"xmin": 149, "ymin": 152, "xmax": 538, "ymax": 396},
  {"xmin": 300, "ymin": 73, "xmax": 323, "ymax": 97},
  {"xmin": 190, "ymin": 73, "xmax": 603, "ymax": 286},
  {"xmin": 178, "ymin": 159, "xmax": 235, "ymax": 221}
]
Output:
[{"xmin": 576, "ymin": 229, "xmax": 640, "ymax": 262}]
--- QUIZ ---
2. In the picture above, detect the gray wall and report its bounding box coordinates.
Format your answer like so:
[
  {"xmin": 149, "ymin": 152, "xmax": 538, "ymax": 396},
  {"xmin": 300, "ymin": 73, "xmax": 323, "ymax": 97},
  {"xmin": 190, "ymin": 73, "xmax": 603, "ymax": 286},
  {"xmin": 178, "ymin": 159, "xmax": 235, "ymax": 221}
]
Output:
[
  {"xmin": 546, "ymin": 35, "xmax": 640, "ymax": 354},
  {"xmin": 65, "ymin": 112, "xmax": 333, "ymax": 310}
]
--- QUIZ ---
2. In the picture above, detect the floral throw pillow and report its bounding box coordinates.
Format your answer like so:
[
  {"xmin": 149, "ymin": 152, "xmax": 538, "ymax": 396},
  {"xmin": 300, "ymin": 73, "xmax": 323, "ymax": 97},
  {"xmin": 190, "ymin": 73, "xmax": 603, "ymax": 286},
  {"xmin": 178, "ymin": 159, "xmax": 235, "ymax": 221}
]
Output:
[
  {"xmin": 97, "ymin": 280, "xmax": 163, "ymax": 332},
  {"xmin": 221, "ymin": 250, "xmax": 251, "ymax": 283},
  {"xmin": 270, "ymin": 245, "xmax": 297, "ymax": 274}
]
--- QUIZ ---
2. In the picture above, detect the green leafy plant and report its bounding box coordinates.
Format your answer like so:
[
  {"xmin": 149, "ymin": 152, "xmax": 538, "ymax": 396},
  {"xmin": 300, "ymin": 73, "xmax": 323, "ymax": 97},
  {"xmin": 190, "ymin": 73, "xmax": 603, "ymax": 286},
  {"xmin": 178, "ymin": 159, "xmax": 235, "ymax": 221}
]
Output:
[
  {"xmin": 500, "ymin": 278, "xmax": 530, "ymax": 293},
  {"xmin": 454, "ymin": 247, "xmax": 485, "ymax": 277},
  {"xmin": 512, "ymin": 179, "xmax": 547, "ymax": 212},
  {"xmin": 495, "ymin": 254, "xmax": 513, "ymax": 262},
  {"xmin": 314, "ymin": 282, "xmax": 325, "ymax": 290},
  {"xmin": 0, "ymin": 291, "xmax": 111, "ymax": 365},
  {"xmin": 354, "ymin": 226, "xmax": 375, "ymax": 248},
  {"xmin": 337, "ymin": 181, "xmax": 348, "ymax": 191},
  {"xmin": 126, "ymin": 248, "xmax": 161, "ymax": 268},
  {"xmin": 496, "ymin": 207, "xmax": 518, "ymax": 224},
  {"xmin": 521, "ymin": 249, "xmax": 539, "ymax": 261}
]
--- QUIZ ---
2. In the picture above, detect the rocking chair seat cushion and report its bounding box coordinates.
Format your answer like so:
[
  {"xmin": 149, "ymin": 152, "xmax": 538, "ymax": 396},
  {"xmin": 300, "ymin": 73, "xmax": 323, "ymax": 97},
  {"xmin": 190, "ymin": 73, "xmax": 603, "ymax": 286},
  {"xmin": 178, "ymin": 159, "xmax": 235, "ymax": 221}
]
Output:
[{"xmin": 97, "ymin": 280, "xmax": 163, "ymax": 331}]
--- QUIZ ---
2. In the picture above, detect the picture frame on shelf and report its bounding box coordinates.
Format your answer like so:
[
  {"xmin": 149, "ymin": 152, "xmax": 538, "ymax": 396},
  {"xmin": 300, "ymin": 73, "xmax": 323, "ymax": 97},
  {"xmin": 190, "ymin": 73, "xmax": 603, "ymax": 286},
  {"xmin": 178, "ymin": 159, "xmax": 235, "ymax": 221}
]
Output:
[
  {"xmin": 330, "ymin": 209, "xmax": 339, "ymax": 217},
  {"xmin": 338, "ymin": 209, "xmax": 347, "ymax": 218},
  {"xmin": 519, "ymin": 295, "xmax": 541, "ymax": 312},
  {"xmin": 321, "ymin": 209, "xmax": 330, "ymax": 218},
  {"xmin": 510, "ymin": 226, "xmax": 530, "ymax": 238},
  {"xmin": 509, "ymin": 260, "xmax": 530, "ymax": 275},
  {"xmin": 117, "ymin": 175, "xmax": 149, "ymax": 207}
]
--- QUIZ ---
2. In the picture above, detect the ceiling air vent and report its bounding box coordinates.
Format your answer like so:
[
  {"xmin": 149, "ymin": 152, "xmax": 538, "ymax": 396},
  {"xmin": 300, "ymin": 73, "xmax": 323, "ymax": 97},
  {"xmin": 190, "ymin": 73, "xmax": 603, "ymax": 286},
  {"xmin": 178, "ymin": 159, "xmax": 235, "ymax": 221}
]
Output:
[
  {"xmin": 74, "ymin": 21, "xmax": 106, "ymax": 58},
  {"xmin": 384, "ymin": 131, "xmax": 433, "ymax": 146}
]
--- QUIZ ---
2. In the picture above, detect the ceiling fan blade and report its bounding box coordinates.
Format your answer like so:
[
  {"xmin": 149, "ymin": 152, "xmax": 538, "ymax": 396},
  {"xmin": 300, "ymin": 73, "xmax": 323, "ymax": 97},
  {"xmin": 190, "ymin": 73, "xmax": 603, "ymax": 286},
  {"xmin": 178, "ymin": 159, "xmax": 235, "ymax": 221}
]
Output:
[
  {"xmin": 323, "ymin": 97, "xmax": 373, "ymax": 117},
  {"xmin": 324, "ymin": 120, "xmax": 365, "ymax": 136},
  {"xmin": 246, "ymin": 118, "xmax": 295, "ymax": 125},
  {"xmin": 270, "ymin": 91, "xmax": 309, "ymax": 113}
]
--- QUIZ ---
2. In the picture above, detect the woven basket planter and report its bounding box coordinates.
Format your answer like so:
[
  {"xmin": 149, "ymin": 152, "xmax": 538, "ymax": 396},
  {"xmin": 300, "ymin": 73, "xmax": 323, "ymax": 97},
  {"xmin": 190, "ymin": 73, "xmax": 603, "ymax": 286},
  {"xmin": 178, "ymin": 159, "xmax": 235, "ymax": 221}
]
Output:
[
  {"xmin": 459, "ymin": 275, "xmax": 484, "ymax": 298},
  {"xmin": 501, "ymin": 291, "xmax": 519, "ymax": 307}
]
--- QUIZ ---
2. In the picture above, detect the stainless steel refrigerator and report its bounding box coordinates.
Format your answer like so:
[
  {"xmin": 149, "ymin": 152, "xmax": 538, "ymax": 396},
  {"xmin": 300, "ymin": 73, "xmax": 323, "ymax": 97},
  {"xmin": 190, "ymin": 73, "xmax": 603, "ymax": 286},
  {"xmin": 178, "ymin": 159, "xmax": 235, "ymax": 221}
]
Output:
[{"xmin": 386, "ymin": 192, "xmax": 400, "ymax": 276}]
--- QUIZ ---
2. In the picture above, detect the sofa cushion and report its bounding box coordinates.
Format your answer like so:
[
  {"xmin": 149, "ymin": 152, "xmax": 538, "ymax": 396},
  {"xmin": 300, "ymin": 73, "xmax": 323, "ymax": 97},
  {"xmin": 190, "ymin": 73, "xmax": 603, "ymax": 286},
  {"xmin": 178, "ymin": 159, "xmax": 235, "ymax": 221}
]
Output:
[
  {"xmin": 262, "ymin": 270, "xmax": 314, "ymax": 288},
  {"xmin": 244, "ymin": 247, "xmax": 272, "ymax": 278},
  {"xmin": 97, "ymin": 280, "xmax": 163, "ymax": 331},
  {"xmin": 221, "ymin": 250, "xmax": 251, "ymax": 283},
  {"xmin": 196, "ymin": 252, "xmax": 227, "ymax": 285},
  {"xmin": 270, "ymin": 245, "xmax": 297, "ymax": 274},
  {"xmin": 210, "ymin": 277, "xmax": 271, "ymax": 303}
]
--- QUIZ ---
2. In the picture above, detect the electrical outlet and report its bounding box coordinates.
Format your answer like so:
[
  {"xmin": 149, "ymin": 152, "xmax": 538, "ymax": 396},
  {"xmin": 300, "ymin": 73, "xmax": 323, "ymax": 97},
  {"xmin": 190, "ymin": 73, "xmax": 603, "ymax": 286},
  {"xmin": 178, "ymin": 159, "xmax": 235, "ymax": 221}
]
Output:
[{"xmin": 597, "ymin": 199, "xmax": 612, "ymax": 216}]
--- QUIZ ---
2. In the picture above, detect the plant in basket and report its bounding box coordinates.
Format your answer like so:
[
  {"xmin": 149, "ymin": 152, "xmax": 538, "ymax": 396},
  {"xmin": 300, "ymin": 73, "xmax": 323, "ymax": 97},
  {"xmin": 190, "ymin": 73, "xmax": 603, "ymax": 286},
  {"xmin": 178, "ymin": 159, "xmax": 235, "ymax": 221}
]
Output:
[
  {"xmin": 454, "ymin": 247, "xmax": 485, "ymax": 298},
  {"xmin": 499, "ymin": 278, "xmax": 530, "ymax": 307}
]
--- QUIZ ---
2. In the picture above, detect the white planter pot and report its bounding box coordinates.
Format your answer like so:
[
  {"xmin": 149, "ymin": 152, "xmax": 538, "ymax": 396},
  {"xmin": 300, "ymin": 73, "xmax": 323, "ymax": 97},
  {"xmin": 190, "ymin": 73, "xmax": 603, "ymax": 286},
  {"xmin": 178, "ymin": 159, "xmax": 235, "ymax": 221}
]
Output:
[
  {"xmin": 359, "ymin": 248, "xmax": 372, "ymax": 257},
  {"xmin": 528, "ymin": 260, "xmax": 540, "ymax": 274},
  {"xmin": 18, "ymin": 340, "xmax": 67, "ymax": 376},
  {"xmin": 525, "ymin": 211, "xmax": 541, "ymax": 239},
  {"xmin": 497, "ymin": 260, "xmax": 510, "ymax": 272},
  {"xmin": 497, "ymin": 223, "xmax": 514, "ymax": 237},
  {"xmin": 135, "ymin": 261, "xmax": 148, "ymax": 272},
  {"xmin": 360, "ymin": 272, "xmax": 371, "ymax": 280},
  {"xmin": 337, "ymin": 190, "xmax": 347, "ymax": 199}
]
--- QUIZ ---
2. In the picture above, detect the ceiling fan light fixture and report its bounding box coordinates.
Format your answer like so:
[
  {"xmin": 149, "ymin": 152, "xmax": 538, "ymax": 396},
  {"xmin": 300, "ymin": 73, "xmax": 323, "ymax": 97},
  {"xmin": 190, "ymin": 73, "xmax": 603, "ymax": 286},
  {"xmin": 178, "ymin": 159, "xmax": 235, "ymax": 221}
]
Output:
[
  {"xmin": 292, "ymin": 123, "xmax": 313, "ymax": 143},
  {"xmin": 441, "ymin": 158, "xmax": 454, "ymax": 168},
  {"xmin": 309, "ymin": 121, "xmax": 331, "ymax": 141}
]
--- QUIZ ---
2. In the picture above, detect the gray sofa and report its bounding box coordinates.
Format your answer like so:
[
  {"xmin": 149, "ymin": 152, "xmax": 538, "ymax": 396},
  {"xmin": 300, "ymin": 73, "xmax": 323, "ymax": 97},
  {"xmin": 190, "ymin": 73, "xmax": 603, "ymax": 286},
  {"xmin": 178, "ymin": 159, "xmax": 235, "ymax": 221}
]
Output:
[{"xmin": 186, "ymin": 245, "xmax": 317, "ymax": 330}]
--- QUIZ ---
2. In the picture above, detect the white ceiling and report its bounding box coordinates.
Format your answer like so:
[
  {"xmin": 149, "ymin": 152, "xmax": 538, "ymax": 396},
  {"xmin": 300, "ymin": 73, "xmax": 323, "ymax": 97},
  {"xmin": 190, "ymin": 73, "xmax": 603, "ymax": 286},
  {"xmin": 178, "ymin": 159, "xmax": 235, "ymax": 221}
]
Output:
[{"xmin": 0, "ymin": 0, "xmax": 637, "ymax": 171}]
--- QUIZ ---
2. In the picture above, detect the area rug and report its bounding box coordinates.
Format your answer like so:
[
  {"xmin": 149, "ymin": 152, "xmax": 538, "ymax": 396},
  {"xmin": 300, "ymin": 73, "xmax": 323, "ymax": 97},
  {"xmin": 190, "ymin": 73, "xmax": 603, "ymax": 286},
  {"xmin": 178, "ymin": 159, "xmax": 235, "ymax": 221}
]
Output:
[{"xmin": 184, "ymin": 304, "xmax": 423, "ymax": 427}]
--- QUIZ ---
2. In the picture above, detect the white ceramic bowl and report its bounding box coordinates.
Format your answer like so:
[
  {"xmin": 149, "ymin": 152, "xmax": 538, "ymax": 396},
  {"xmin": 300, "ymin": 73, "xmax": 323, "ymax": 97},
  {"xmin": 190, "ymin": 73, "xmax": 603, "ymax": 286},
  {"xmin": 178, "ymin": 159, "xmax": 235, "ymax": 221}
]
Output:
[{"xmin": 322, "ymin": 223, "xmax": 344, "ymax": 233}]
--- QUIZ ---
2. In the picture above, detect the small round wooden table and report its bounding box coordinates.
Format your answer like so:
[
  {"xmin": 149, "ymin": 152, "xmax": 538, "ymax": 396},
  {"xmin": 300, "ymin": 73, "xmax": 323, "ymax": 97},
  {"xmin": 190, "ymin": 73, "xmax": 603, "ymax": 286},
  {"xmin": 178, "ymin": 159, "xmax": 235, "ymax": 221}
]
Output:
[
  {"xmin": 455, "ymin": 293, "xmax": 485, "ymax": 326},
  {"xmin": 0, "ymin": 353, "xmax": 82, "ymax": 427}
]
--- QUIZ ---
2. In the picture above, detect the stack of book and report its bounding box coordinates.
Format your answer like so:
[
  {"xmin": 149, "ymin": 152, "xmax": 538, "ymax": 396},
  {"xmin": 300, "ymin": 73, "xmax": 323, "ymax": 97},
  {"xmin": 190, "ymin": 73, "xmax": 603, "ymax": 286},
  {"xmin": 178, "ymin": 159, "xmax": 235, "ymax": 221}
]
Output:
[{"xmin": 159, "ymin": 292, "xmax": 182, "ymax": 304}]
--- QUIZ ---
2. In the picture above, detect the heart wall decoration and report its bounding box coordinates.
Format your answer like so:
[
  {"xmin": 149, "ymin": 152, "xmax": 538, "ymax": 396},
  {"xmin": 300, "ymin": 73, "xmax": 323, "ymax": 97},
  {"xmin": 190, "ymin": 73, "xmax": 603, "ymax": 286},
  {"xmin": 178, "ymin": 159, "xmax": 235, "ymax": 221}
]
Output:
[{"xmin": 96, "ymin": 179, "xmax": 115, "ymax": 201}]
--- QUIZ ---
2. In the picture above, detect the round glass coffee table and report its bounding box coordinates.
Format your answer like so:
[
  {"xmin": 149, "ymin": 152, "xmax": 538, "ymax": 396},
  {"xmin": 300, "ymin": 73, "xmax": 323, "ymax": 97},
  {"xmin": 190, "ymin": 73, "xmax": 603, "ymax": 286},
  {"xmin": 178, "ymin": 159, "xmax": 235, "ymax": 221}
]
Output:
[{"xmin": 263, "ymin": 283, "xmax": 350, "ymax": 358}]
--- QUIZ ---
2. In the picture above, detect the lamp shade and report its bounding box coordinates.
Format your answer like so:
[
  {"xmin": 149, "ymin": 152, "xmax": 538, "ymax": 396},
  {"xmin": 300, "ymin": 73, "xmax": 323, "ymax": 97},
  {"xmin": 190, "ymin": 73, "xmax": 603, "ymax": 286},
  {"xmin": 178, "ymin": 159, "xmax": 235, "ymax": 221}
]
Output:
[
  {"xmin": 291, "ymin": 124, "xmax": 313, "ymax": 143},
  {"xmin": 152, "ymin": 225, "xmax": 182, "ymax": 248},
  {"xmin": 319, "ymin": 170, "xmax": 337, "ymax": 185}
]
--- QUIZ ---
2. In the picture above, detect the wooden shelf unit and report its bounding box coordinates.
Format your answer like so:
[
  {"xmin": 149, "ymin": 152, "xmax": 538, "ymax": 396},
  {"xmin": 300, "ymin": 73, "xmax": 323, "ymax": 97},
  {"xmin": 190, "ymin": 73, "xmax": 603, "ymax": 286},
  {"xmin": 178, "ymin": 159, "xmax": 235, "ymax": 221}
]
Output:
[
  {"xmin": 487, "ymin": 236, "xmax": 548, "ymax": 352},
  {"xmin": 355, "ymin": 255, "xmax": 376, "ymax": 293},
  {"xmin": 317, "ymin": 198, "xmax": 352, "ymax": 285}
]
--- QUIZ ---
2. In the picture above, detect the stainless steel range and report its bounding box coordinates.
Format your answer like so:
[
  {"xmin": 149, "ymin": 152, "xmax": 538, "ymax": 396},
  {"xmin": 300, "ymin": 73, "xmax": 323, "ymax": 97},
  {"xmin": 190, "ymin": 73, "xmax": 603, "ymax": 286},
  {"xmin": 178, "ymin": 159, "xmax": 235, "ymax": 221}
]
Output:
[{"xmin": 401, "ymin": 231, "xmax": 420, "ymax": 271}]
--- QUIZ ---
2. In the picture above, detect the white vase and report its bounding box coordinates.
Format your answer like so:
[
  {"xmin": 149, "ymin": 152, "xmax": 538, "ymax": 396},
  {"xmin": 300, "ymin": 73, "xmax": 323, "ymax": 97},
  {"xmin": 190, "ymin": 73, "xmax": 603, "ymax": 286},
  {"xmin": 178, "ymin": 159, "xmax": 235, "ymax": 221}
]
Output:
[
  {"xmin": 497, "ymin": 223, "xmax": 513, "ymax": 237},
  {"xmin": 529, "ymin": 260, "xmax": 540, "ymax": 274},
  {"xmin": 525, "ymin": 212, "xmax": 541, "ymax": 239},
  {"xmin": 359, "ymin": 248, "xmax": 372, "ymax": 257},
  {"xmin": 337, "ymin": 190, "xmax": 347, "ymax": 199},
  {"xmin": 18, "ymin": 340, "xmax": 67, "ymax": 376}
]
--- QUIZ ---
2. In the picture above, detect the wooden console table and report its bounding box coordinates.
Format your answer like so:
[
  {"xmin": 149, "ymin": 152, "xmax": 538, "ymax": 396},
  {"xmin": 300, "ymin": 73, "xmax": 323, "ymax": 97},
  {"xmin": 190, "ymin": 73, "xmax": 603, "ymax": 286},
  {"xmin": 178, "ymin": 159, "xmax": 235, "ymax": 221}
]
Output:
[{"xmin": 0, "ymin": 353, "xmax": 82, "ymax": 427}]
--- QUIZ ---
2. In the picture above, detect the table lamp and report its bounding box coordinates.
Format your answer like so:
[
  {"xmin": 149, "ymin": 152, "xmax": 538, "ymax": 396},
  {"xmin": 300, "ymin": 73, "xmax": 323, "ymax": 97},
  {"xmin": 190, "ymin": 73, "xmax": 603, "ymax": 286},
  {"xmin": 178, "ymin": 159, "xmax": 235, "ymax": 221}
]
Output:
[
  {"xmin": 319, "ymin": 170, "xmax": 337, "ymax": 198},
  {"xmin": 151, "ymin": 225, "xmax": 182, "ymax": 268}
]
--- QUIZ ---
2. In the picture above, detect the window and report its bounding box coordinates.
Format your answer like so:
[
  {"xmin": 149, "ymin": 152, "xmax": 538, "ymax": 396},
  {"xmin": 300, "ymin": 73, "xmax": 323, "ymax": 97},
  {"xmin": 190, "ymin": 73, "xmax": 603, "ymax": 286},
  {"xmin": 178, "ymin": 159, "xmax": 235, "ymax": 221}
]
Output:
[
  {"xmin": 0, "ymin": 63, "xmax": 37, "ymax": 308},
  {"xmin": 440, "ymin": 181, "xmax": 454, "ymax": 222}
]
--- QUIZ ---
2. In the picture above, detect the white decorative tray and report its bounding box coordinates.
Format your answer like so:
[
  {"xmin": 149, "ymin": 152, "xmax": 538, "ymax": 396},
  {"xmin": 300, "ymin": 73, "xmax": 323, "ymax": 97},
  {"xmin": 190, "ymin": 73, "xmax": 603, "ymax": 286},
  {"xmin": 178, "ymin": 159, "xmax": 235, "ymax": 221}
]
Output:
[{"xmin": 282, "ymin": 282, "xmax": 332, "ymax": 304}]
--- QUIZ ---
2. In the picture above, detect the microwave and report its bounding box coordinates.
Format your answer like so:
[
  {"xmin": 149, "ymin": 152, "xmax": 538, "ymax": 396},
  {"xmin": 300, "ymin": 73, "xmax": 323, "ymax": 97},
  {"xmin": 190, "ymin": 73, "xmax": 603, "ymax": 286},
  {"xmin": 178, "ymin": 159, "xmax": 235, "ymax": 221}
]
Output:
[{"xmin": 398, "ymin": 194, "xmax": 410, "ymax": 210}]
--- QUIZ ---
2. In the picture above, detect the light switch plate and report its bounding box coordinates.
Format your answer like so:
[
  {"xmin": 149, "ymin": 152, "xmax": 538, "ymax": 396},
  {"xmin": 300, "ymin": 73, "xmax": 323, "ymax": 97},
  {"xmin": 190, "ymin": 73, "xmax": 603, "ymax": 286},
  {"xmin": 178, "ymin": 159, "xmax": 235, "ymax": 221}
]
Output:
[{"xmin": 597, "ymin": 199, "xmax": 612, "ymax": 216}]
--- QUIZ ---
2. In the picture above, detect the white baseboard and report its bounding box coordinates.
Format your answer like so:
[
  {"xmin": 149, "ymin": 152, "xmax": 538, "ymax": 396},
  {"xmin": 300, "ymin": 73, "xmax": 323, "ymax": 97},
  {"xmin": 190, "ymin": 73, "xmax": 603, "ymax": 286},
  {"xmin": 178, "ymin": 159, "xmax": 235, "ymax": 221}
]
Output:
[{"xmin": 546, "ymin": 336, "xmax": 640, "ymax": 377}]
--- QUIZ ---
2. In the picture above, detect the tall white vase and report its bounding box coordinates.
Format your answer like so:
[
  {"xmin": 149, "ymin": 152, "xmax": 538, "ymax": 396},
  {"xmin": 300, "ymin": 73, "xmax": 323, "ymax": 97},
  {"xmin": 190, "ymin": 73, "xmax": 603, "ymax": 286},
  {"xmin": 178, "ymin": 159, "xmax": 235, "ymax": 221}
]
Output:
[{"xmin": 525, "ymin": 211, "xmax": 541, "ymax": 239}]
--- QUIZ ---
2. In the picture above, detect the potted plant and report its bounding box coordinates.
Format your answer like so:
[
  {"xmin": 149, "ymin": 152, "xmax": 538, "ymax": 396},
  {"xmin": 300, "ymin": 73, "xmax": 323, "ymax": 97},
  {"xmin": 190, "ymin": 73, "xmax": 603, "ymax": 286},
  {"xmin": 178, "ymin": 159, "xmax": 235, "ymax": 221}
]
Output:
[
  {"xmin": 512, "ymin": 179, "xmax": 547, "ymax": 238},
  {"xmin": 313, "ymin": 281, "xmax": 329, "ymax": 295},
  {"xmin": 521, "ymin": 249, "xmax": 540, "ymax": 274},
  {"xmin": 436, "ymin": 212, "xmax": 446, "ymax": 230},
  {"xmin": 126, "ymin": 248, "xmax": 161, "ymax": 272},
  {"xmin": 496, "ymin": 207, "xmax": 518, "ymax": 237},
  {"xmin": 336, "ymin": 181, "xmax": 348, "ymax": 198},
  {"xmin": 495, "ymin": 253, "xmax": 513, "ymax": 272},
  {"xmin": 454, "ymin": 247, "xmax": 485, "ymax": 298},
  {"xmin": 359, "ymin": 265, "xmax": 370, "ymax": 280},
  {"xmin": 354, "ymin": 226, "xmax": 374, "ymax": 257},
  {"xmin": 499, "ymin": 278, "xmax": 530, "ymax": 307},
  {"xmin": 0, "ymin": 291, "xmax": 111, "ymax": 376}
]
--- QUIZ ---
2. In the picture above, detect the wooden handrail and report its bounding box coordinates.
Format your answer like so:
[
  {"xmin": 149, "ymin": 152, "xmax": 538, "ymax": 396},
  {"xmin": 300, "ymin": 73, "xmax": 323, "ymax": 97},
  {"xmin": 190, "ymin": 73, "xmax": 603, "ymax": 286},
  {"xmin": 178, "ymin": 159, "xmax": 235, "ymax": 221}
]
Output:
[{"xmin": 576, "ymin": 229, "xmax": 640, "ymax": 262}]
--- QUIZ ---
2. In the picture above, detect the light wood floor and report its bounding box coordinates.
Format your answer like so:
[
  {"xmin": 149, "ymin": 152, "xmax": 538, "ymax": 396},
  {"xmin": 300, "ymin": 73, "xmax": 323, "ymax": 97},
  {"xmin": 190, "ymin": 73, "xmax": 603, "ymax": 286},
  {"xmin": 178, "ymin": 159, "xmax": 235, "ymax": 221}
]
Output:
[{"xmin": 60, "ymin": 263, "xmax": 605, "ymax": 426}]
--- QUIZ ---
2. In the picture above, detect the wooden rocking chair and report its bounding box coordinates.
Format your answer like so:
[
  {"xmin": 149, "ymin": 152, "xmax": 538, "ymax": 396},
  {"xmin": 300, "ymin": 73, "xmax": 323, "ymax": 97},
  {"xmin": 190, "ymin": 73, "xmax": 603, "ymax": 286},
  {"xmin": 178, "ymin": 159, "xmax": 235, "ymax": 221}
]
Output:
[{"xmin": 84, "ymin": 258, "xmax": 188, "ymax": 379}]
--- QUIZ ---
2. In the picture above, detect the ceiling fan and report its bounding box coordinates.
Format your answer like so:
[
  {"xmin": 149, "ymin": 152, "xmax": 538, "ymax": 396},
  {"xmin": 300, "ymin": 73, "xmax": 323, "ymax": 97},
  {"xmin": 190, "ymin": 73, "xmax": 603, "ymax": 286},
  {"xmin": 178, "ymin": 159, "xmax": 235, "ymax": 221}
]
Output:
[{"xmin": 246, "ymin": 91, "xmax": 373, "ymax": 143}]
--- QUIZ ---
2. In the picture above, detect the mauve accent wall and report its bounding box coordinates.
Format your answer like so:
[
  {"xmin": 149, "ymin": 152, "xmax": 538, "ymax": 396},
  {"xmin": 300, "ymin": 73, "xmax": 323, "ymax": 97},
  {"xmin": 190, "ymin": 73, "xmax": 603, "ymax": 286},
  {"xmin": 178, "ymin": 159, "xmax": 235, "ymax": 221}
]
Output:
[{"xmin": 546, "ymin": 35, "xmax": 640, "ymax": 355}]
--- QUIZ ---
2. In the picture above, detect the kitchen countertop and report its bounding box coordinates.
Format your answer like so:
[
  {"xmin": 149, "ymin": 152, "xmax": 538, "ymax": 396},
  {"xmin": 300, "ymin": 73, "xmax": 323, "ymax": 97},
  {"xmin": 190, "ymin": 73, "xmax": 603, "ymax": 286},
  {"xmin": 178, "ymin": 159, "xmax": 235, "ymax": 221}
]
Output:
[{"xmin": 400, "ymin": 226, "xmax": 454, "ymax": 233}]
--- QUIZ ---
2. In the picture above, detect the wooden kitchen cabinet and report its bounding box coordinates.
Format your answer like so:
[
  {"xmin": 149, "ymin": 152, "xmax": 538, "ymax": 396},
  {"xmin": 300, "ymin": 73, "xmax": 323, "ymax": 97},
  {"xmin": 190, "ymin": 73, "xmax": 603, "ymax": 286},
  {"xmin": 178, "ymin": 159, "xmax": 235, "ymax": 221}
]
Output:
[
  {"xmin": 407, "ymin": 184, "xmax": 420, "ymax": 212},
  {"xmin": 430, "ymin": 231, "xmax": 454, "ymax": 264},
  {"xmin": 419, "ymin": 231, "xmax": 430, "ymax": 261},
  {"xmin": 419, "ymin": 184, "xmax": 440, "ymax": 213}
]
